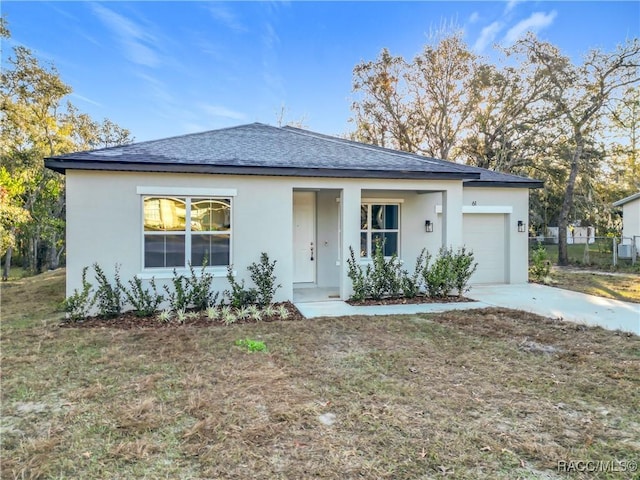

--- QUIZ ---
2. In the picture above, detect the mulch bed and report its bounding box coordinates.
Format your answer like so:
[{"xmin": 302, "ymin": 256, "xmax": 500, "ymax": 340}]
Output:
[
  {"xmin": 59, "ymin": 302, "xmax": 304, "ymax": 329},
  {"xmin": 347, "ymin": 295, "xmax": 476, "ymax": 306},
  {"xmin": 61, "ymin": 296, "xmax": 477, "ymax": 329}
]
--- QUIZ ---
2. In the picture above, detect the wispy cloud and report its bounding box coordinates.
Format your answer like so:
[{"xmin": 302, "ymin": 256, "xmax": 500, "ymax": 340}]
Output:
[
  {"xmin": 262, "ymin": 22, "xmax": 280, "ymax": 51},
  {"xmin": 194, "ymin": 38, "xmax": 224, "ymax": 60},
  {"xmin": 504, "ymin": 11, "xmax": 558, "ymax": 44},
  {"xmin": 134, "ymin": 72, "xmax": 175, "ymax": 104},
  {"xmin": 468, "ymin": 12, "xmax": 480, "ymax": 24},
  {"xmin": 182, "ymin": 122, "xmax": 208, "ymax": 134},
  {"xmin": 473, "ymin": 21, "xmax": 503, "ymax": 53},
  {"xmin": 207, "ymin": 4, "xmax": 247, "ymax": 33},
  {"xmin": 91, "ymin": 3, "xmax": 160, "ymax": 68},
  {"xmin": 200, "ymin": 104, "xmax": 247, "ymax": 121},
  {"xmin": 504, "ymin": 0, "xmax": 523, "ymax": 14},
  {"xmin": 260, "ymin": 18, "xmax": 285, "ymax": 103},
  {"xmin": 70, "ymin": 93, "xmax": 102, "ymax": 107}
]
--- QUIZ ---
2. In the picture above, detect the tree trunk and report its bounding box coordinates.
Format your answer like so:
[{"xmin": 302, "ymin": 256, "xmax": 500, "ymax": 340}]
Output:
[
  {"xmin": 2, "ymin": 246, "xmax": 13, "ymax": 281},
  {"xmin": 28, "ymin": 236, "xmax": 38, "ymax": 273},
  {"xmin": 558, "ymin": 142, "xmax": 583, "ymax": 265},
  {"xmin": 49, "ymin": 232, "xmax": 64, "ymax": 270},
  {"xmin": 56, "ymin": 244, "xmax": 65, "ymax": 268}
]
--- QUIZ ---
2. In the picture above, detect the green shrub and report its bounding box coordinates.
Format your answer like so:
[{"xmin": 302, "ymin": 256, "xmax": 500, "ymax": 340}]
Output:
[
  {"xmin": 247, "ymin": 253, "xmax": 281, "ymax": 306},
  {"xmin": 163, "ymin": 269, "xmax": 191, "ymax": 312},
  {"xmin": 224, "ymin": 265, "xmax": 258, "ymax": 308},
  {"xmin": 125, "ymin": 276, "xmax": 164, "ymax": 317},
  {"xmin": 367, "ymin": 239, "xmax": 403, "ymax": 299},
  {"xmin": 186, "ymin": 260, "xmax": 219, "ymax": 311},
  {"xmin": 423, "ymin": 248, "xmax": 456, "ymax": 298},
  {"xmin": 93, "ymin": 263, "xmax": 124, "ymax": 318},
  {"xmin": 451, "ymin": 247, "xmax": 478, "ymax": 297},
  {"xmin": 62, "ymin": 266, "xmax": 95, "ymax": 321},
  {"xmin": 346, "ymin": 246, "xmax": 370, "ymax": 301},
  {"xmin": 401, "ymin": 248, "xmax": 430, "ymax": 298},
  {"xmin": 530, "ymin": 242, "xmax": 551, "ymax": 282}
]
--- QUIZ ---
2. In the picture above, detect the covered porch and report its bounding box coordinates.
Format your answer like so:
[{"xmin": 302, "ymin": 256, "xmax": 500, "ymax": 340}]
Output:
[{"xmin": 291, "ymin": 182, "xmax": 464, "ymax": 302}]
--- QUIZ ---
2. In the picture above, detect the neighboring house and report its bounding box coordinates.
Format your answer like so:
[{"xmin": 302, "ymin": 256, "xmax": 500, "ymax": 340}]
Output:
[
  {"xmin": 613, "ymin": 192, "xmax": 640, "ymax": 256},
  {"xmin": 546, "ymin": 226, "xmax": 595, "ymax": 245},
  {"xmin": 45, "ymin": 123, "xmax": 543, "ymax": 303}
]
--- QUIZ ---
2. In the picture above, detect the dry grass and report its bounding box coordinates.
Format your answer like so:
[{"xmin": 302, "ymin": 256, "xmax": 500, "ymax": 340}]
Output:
[
  {"xmin": 549, "ymin": 268, "xmax": 640, "ymax": 303},
  {"xmin": 1, "ymin": 268, "xmax": 66, "ymax": 326},
  {"xmin": 2, "ymin": 271, "xmax": 639, "ymax": 479}
]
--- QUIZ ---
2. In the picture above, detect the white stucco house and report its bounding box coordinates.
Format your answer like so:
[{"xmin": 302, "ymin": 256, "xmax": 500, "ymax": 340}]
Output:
[
  {"xmin": 45, "ymin": 123, "xmax": 542, "ymax": 303},
  {"xmin": 613, "ymin": 192, "xmax": 640, "ymax": 257}
]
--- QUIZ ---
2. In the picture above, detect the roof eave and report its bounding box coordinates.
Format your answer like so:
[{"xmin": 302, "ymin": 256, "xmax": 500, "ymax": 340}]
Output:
[
  {"xmin": 612, "ymin": 192, "xmax": 640, "ymax": 206},
  {"xmin": 463, "ymin": 180, "xmax": 544, "ymax": 189},
  {"xmin": 44, "ymin": 160, "xmax": 481, "ymax": 180}
]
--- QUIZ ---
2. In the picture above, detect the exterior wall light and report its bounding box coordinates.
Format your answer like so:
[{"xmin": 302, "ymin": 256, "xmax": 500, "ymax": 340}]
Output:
[
  {"xmin": 425, "ymin": 220, "xmax": 433, "ymax": 232},
  {"xmin": 517, "ymin": 220, "xmax": 526, "ymax": 233}
]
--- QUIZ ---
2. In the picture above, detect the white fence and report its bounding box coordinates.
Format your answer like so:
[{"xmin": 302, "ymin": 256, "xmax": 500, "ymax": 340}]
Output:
[{"xmin": 529, "ymin": 236, "xmax": 638, "ymax": 267}]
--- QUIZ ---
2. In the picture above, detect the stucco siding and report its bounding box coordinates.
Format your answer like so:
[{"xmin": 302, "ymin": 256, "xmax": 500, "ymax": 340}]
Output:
[
  {"xmin": 462, "ymin": 187, "xmax": 530, "ymax": 284},
  {"xmin": 622, "ymin": 198, "xmax": 640, "ymax": 242},
  {"xmin": 65, "ymin": 170, "xmax": 528, "ymax": 304}
]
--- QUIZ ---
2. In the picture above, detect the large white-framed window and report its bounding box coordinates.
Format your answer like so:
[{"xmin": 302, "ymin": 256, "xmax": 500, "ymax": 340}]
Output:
[
  {"xmin": 360, "ymin": 202, "xmax": 400, "ymax": 258},
  {"xmin": 142, "ymin": 195, "xmax": 232, "ymax": 269}
]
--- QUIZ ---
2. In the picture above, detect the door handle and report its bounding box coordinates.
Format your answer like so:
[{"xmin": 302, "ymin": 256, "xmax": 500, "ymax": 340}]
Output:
[{"xmin": 310, "ymin": 242, "xmax": 314, "ymax": 261}]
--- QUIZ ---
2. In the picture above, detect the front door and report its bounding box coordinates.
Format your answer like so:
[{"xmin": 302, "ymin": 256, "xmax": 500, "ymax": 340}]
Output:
[{"xmin": 293, "ymin": 191, "xmax": 316, "ymax": 283}]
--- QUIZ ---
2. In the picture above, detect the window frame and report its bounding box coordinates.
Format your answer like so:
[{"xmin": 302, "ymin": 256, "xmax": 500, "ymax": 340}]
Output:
[
  {"xmin": 360, "ymin": 201, "xmax": 401, "ymax": 259},
  {"xmin": 138, "ymin": 187, "xmax": 236, "ymax": 274}
]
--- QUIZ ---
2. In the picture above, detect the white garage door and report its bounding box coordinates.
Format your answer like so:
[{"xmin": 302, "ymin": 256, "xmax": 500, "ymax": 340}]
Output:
[{"xmin": 463, "ymin": 214, "xmax": 506, "ymax": 284}]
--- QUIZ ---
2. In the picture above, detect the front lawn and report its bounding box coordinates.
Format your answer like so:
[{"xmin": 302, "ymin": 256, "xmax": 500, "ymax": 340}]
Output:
[
  {"xmin": 549, "ymin": 268, "xmax": 640, "ymax": 303},
  {"xmin": 2, "ymin": 272, "xmax": 639, "ymax": 479}
]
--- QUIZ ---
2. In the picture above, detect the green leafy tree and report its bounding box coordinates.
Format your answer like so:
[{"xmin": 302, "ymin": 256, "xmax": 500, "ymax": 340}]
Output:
[
  {"xmin": 0, "ymin": 20, "xmax": 132, "ymax": 276},
  {"xmin": 0, "ymin": 167, "xmax": 31, "ymax": 279}
]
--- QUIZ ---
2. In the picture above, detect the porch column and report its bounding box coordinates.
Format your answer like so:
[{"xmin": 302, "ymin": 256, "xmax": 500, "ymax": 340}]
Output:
[
  {"xmin": 339, "ymin": 185, "xmax": 361, "ymax": 300},
  {"xmin": 441, "ymin": 186, "xmax": 463, "ymax": 249}
]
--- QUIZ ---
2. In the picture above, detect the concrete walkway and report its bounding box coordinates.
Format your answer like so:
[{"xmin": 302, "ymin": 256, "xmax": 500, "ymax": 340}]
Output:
[{"xmin": 295, "ymin": 284, "xmax": 640, "ymax": 335}]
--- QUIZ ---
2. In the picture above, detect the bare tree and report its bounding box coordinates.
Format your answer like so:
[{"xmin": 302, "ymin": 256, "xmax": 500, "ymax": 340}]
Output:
[
  {"xmin": 516, "ymin": 35, "xmax": 640, "ymax": 265},
  {"xmin": 351, "ymin": 33, "xmax": 481, "ymax": 159}
]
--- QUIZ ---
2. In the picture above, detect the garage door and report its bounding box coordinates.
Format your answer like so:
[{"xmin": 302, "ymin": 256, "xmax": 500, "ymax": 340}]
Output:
[{"xmin": 463, "ymin": 214, "xmax": 506, "ymax": 284}]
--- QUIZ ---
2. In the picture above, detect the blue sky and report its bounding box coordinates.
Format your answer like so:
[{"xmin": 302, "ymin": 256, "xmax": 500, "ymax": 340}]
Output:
[{"xmin": 3, "ymin": 1, "xmax": 639, "ymax": 142}]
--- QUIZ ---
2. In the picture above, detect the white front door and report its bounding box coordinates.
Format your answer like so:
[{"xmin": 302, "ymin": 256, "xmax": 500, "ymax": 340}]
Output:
[{"xmin": 293, "ymin": 191, "xmax": 316, "ymax": 283}]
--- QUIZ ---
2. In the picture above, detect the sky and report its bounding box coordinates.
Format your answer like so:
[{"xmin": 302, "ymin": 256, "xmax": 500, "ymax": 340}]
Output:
[{"xmin": 3, "ymin": 1, "xmax": 639, "ymax": 143}]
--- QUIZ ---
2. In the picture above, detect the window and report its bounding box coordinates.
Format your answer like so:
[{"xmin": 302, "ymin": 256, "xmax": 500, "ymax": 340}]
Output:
[
  {"xmin": 360, "ymin": 203, "xmax": 399, "ymax": 257},
  {"xmin": 143, "ymin": 196, "xmax": 231, "ymax": 268}
]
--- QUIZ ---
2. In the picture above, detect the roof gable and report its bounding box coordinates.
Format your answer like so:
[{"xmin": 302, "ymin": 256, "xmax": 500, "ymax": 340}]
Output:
[{"xmin": 44, "ymin": 122, "xmax": 542, "ymax": 187}]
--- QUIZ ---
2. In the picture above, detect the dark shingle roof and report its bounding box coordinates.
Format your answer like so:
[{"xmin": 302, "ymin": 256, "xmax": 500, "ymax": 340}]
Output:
[{"xmin": 44, "ymin": 122, "xmax": 542, "ymax": 187}]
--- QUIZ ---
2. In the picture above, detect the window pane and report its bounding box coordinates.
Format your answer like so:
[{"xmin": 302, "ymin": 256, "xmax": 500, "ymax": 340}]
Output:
[
  {"xmin": 360, "ymin": 232, "xmax": 368, "ymax": 257},
  {"xmin": 372, "ymin": 204, "xmax": 398, "ymax": 230},
  {"xmin": 360, "ymin": 205, "xmax": 368, "ymax": 229},
  {"xmin": 191, "ymin": 199, "xmax": 231, "ymax": 232},
  {"xmin": 144, "ymin": 234, "xmax": 185, "ymax": 268},
  {"xmin": 144, "ymin": 197, "xmax": 186, "ymax": 231},
  {"xmin": 383, "ymin": 204, "xmax": 398, "ymax": 229},
  {"xmin": 191, "ymin": 234, "xmax": 230, "ymax": 266},
  {"xmin": 371, "ymin": 232, "xmax": 398, "ymax": 257}
]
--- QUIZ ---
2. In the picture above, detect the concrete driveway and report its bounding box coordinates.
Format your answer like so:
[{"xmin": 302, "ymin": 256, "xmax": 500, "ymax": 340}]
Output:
[
  {"xmin": 295, "ymin": 284, "xmax": 640, "ymax": 335},
  {"xmin": 471, "ymin": 284, "xmax": 639, "ymax": 335}
]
